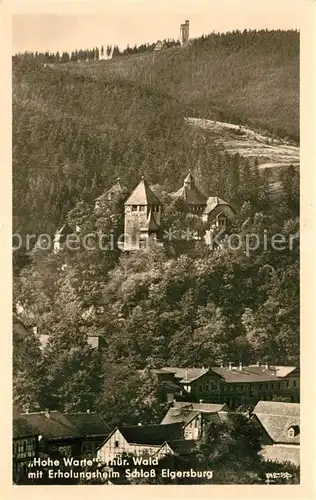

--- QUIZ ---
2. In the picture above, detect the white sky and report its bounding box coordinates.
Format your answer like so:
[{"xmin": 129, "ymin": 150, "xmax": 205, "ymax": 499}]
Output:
[{"xmin": 12, "ymin": 0, "xmax": 304, "ymax": 54}]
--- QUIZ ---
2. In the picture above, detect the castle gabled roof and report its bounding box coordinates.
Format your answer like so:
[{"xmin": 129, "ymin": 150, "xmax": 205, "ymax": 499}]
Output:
[
  {"xmin": 125, "ymin": 177, "xmax": 162, "ymax": 206},
  {"xmin": 95, "ymin": 178, "xmax": 127, "ymax": 202},
  {"xmin": 171, "ymin": 171, "xmax": 207, "ymax": 206},
  {"xmin": 203, "ymin": 196, "xmax": 233, "ymax": 215}
]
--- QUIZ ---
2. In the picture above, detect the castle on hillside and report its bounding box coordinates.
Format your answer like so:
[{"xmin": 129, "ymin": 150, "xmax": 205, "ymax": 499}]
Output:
[{"xmin": 54, "ymin": 172, "xmax": 236, "ymax": 252}]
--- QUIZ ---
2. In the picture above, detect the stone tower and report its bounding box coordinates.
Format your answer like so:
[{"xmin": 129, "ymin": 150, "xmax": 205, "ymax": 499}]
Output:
[
  {"xmin": 123, "ymin": 176, "xmax": 163, "ymax": 250},
  {"xmin": 180, "ymin": 20, "xmax": 190, "ymax": 47}
]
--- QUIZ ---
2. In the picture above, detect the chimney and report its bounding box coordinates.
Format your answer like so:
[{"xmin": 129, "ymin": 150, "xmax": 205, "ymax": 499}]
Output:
[
  {"xmin": 86, "ymin": 409, "xmax": 90, "ymax": 414},
  {"xmin": 229, "ymin": 362, "xmax": 232, "ymax": 371},
  {"xmin": 184, "ymin": 368, "xmax": 188, "ymax": 380},
  {"xmin": 199, "ymin": 399, "xmax": 204, "ymax": 404},
  {"xmin": 33, "ymin": 326, "xmax": 38, "ymax": 335},
  {"xmin": 256, "ymin": 361, "xmax": 260, "ymax": 367},
  {"xmin": 265, "ymin": 363, "xmax": 269, "ymax": 370},
  {"xmin": 45, "ymin": 408, "xmax": 50, "ymax": 419},
  {"xmin": 220, "ymin": 362, "xmax": 224, "ymax": 368},
  {"xmin": 138, "ymin": 423, "xmax": 142, "ymax": 426},
  {"xmin": 239, "ymin": 362, "xmax": 243, "ymax": 371}
]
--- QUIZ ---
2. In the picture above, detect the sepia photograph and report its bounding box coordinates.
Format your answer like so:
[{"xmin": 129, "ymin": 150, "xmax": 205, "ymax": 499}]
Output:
[{"xmin": 10, "ymin": 0, "xmax": 306, "ymax": 489}]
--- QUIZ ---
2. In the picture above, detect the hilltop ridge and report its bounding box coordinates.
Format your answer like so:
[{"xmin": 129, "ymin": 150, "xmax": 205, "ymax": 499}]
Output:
[{"xmin": 13, "ymin": 29, "xmax": 299, "ymax": 237}]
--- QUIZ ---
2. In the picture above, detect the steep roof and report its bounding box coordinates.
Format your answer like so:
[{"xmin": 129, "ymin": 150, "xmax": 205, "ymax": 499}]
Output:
[
  {"xmin": 95, "ymin": 179, "xmax": 127, "ymax": 202},
  {"xmin": 125, "ymin": 177, "xmax": 162, "ymax": 206},
  {"xmin": 203, "ymin": 196, "xmax": 232, "ymax": 215},
  {"xmin": 260, "ymin": 444, "xmax": 300, "ymax": 466},
  {"xmin": 171, "ymin": 171, "xmax": 207, "ymax": 206},
  {"xmin": 13, "ymin": 414, "xmax": 39, "ymax": 439},
  {"xmin": 20, "ymin": 411, "xmax": 80, "ymax": 440},
  {"xmin": 117, "ymin": 423, "xmax": 183, "ymax": 446},
  {"xmin": 145, "ymin": 209, "xmax": 160, "ymax": 231},
  {"xmin": 64, "ymin": 412, "xmax": 111, "ymax": 437},
  {"xmin": 253, "ymin": 401, "xmax": 300, "ymax": 417},
  {"xmin": 253, "ymin": 401, "xmax": 300, "ymax": 445}
]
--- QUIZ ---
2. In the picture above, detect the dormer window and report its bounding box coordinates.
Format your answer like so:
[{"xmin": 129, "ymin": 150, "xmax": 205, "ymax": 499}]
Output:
[
  {"xmin": 217, "ymin": 214, "xmax": 227, "ymax": 228},
  {"xmin": 288, "ymin": 425, "xmax": 300, "ymax": 438}
]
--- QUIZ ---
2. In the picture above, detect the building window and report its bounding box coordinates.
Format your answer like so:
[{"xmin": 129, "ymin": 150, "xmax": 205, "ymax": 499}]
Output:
[
  {"xmin": 217, "ymin": 215, "xmax": 227, "ymax": 227},
  {"xmin": 139, "ymin": 206, "xmax": 146, "ymax": 212},
  {"xmin": 115, "ymin": 440, "xmax": 119, "ymax": 448},
  {"xmin": 293, "ymin": 379, "xmax": 297, "ymax": 387},
  {"xmin": 132, "ymin": 206, "xmax": 137, "ymax": 212}
]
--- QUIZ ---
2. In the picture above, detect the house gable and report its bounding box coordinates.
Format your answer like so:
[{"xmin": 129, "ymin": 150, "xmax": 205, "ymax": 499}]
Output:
[{"xmin": 97, "ymin": 428, "xmax": 129, "ymax": 463}]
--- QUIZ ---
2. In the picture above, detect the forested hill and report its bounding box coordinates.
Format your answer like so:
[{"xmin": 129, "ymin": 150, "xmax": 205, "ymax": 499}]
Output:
[
  {"xmin": 13, "ymin": 29, "xmax": 299, "ymax": 238},
  {"xmin": 13, "ymin": 30, "xmax": 300, "ymax": 418}
]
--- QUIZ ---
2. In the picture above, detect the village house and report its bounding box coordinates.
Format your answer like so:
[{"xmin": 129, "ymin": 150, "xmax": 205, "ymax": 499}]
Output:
[
  {"xmin": 154, "ymin": 40, "xmax": 168, "ymax": 51},
  {"xmin": 96, "ymin": 423, "xmax": 183, "ymax": 464},
  {"xmin": 160, "ymin": 401, "xmax": 229, "ymax": 440},
  {"xmin": 13, "ymin": 411, "xmax": 40, "ymax": 484},
  {"xmin": 20, "ymin": 409, "xmax": 82, "ymax": 458},
  {"xmin": 16, "ymin": 410, "xmax": 109, "ymax": 456},
  {"xmin": 64, "ymin": 411, "xmax": 111, "ymax": 455},
  {"xmin": 156, "ymin": 364, "xmax": 300, "ymax": 409},
  {"xmin": 251, "ymin": 401, "xmax": 300, "ymax": 466}
]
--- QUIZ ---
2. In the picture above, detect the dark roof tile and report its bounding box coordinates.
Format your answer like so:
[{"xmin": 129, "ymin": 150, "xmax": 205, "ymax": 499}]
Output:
[
  {"xmin": 119, "ymin": 423, "xmax": 183, "ymax": 445},
  {"xmin": 20, "ymin": 411, "xmax": 80, "ymax": 440},
  {"xmin": 65, "ymin": 412, "xmax": 111, "ymax": 437}
]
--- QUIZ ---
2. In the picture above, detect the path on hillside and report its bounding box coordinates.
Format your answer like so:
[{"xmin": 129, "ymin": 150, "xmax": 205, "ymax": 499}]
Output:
[
  {"xmin": 185, "ymin": 117, "xmax": 299, "ymax": 200},
  {"xmin": 185, "ymin": 117, "xmax": 300, "ymax": 169}
]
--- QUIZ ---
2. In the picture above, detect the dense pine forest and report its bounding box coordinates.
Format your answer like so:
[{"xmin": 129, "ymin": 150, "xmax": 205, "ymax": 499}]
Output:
[{"xmin": 13, "ymin": 29, "xmax": 299, "ymax": 425}]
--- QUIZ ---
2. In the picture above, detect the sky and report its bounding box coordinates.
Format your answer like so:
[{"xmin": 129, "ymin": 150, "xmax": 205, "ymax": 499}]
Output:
[{"xmin": 12, "ymin": 0, "xmax": 304, "ymax": 54}]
